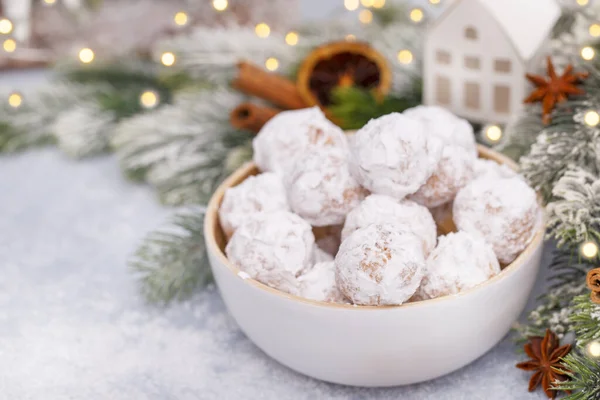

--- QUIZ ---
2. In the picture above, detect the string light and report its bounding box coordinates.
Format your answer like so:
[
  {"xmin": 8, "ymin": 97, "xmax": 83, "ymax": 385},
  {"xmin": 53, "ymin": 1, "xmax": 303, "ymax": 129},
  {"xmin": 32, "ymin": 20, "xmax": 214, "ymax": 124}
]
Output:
[
  {"xmin": 255, "ymin": 23, "xmax": 271, "ymax": 38},
  {"xmin": 3, "ymin": 38, "xmax": 16, "ymax": 53},
  {"xmin": 361, "ymin": 0, "xmax": 375, "ymax": 7},
  {"xmin": 584, "ymin": 110, "xmax": 600, "ymax": 127},
  {"xmin": 174, "ymin": 12, "xmax": 189, "ymax": 26},
  {"xmin": 285, "ymin": 32, "xmax": 299, "ymax": 46},
  {"xmin": 373, "ymin": 0, "xmax": 386, "ymax": 8},
  {"xmin": 345, "ymin": 34, "xmax": 356, "ymax": 42},
  {"xmin": 265, "ymin": 57, "xmax": 279, "ymax": 71},
  {"xmin": 43, "ymin": 0, "xmax": 56, "ymax": 4},
  {"xmin": 344, "ymin": 0, "xmax": 360, "ymax": 11},
  {"xmin": 161, "ymin": 51, "xmax": 176, "ymax": 66},
  {"xmin": 587, "ymin": 340, "xmax": 600, "ymax": 358},
  {"xmin": 0, "ymin": 18, "xmax": 13, "ymax": 35},
  {"xmin": 78, "ymin": 48, "xmax": 95, "ymax": 64},
  {"xmin": 397, "ymin": 50, "xmax": 413, "ymax": 64},
  {"xmin": 410, "ymin": 8, "xmax": 425, "ymax": 23},
  {"xmin": 139, "ymin": 90, "xmax": 160, "ymax": 109},
  {"xmin": 212, "ymin": 0, "xmax": 228, "ymax": 11},
  {"xmin": 7, "ymin": 92, "xmax": 22, "ymax": 108},
  {"xmin": 359, "ymin": 9, "xmax": 373, "ymax": 24},
  {"xmin": 581, "ymin": 240, "xmax": 599, "ymax": 259},
  {"xmin": 429, "ymin": 0, "xmax": 441, "ymax": 4},
  {"xmin": 581, "ymin": 46, "xmax": 596, "ymax": 61},
  {"xmin": 577, "ymin": 0, "xmax": 590, "ymax": 6},
  {"xmin": 590, "ymin": 24, "xmax": 600, "ymax": 37},
  {"xmin": 484, "ymin": 125, "xmax": 503, "ymax": 143}
]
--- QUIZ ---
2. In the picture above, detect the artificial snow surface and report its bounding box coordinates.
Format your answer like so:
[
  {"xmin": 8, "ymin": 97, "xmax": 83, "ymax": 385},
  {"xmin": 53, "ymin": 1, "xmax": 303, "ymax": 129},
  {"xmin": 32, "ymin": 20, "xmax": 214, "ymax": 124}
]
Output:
[{"xmin": 0, "ymin": 148, "xmax": 551, "ymax": 400}]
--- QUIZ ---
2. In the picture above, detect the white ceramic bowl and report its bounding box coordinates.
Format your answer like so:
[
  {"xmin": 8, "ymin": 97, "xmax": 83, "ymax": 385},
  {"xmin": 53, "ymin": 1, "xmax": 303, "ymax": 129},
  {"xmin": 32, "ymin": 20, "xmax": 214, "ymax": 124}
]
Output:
[{"xmin": 204, "ymin": 146, "xmax": 544, "ymax": 387}]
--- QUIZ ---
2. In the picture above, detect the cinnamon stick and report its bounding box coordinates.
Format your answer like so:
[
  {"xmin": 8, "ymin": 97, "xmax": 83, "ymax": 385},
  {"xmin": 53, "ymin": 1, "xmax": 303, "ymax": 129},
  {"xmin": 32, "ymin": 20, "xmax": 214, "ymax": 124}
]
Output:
[
  {"xmin": 230, "ymin": 103, "xmax": 280, "ymax": 134},
  {"xmin": 232, "ymin": 61, "xmax": 307, "ymax": 110},
  {"xmin": 587, "ymin": 268, "xmax": 600, "ymax": 304}
]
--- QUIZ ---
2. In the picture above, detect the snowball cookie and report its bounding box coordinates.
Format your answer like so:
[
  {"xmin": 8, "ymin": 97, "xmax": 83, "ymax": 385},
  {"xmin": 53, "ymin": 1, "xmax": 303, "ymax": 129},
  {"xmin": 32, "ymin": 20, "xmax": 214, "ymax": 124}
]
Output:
[
  {"xmin": 408, "ymin": 145, "xmax": 475, "ymax": 208},
  {"xmin": 225, "ymin": 211, "xmax": 315, "ymax": 294},
  {"xmin": 314, "ymin": 245, "xmax": 334, "ymax": 263},
  {"xmin": 350, "ymin": 113, "xmax": 443, "ymax": 199},
  {"xmin": 453, "ymin": 177, "xmax": 539, "ymax": 264},
  {"xmin": 403, "ymin": 105, "xmax": 477, "ymax": 156},
  {"xmin": 218, "ymin": 172, "xmax": 289, "ymax": 238},
  {"xmin": 473, "ymin": 158, "xmax": 518, "ymax": 181},
  {"xmin": 416, "ymin": 231, "xmax": 501, "ymax": 300},
  {"xmin": 341, "ymin": 194, "xmax": 437, "ymax": 257},
  {"xmin": 298, "ymin": 261, "xmax": 346, "ymax": 303},
  {"xmin": 286, "ymin": 146, "xmax": 367, "ymax": 226},
  {"xmin": 335, "ymin": 224, "xmax": 426, "ymax": 306},
  {"xmin": 253, "ymin": 107, "xmax": 347, "ymax": 174}
]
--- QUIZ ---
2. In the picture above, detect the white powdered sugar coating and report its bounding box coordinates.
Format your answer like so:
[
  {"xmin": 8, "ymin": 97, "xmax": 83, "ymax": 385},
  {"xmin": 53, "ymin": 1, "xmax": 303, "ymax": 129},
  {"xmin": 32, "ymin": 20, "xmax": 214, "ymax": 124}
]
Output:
[
  {"xmin": 341, "ymin": 194, "xmax": 437, "ymax": 257},
  {"xmin": 225, "ymin": 211, "xmax": 315, "ymax": 294},
  {"xmin": 335, "ymin": 224, "xmax": 425, "ymax": 306},
  {"xmin": 218, "ymin": 172, "xmax": 289, "ymax": 238},
  {"xmin": 416, "ymin": 231, "xmax": 501, "ymax": 300},
  {"xmin": 409, "ymin": 145, "xmax": 475, "ymax": 208},
  {"xmin": 350, "ymin": 113, "xmax": 443, "ymax": 199},
  {"xmin": 314, "ymin": 245, "xmax": 334, "ymax": 263},
  {"xmin": 286, "ymin": 146, "xmax": 367, "ymax": 226},
  {"xmin": 297, "ymin": 262, "xmax": 346, "ymax": 303},
  {"xmin": 473, "ymin": 158, "xmax": 519, "ymax": 180},
  {"xmin": 403, "ymin": 105, "xmax": 477, "ymax": 156},
  {"xmin": 453, "ymin": 177, "xmax": 539, "ymax": 264},
  {"xmin": 252, "ymin": 107, "xmax": 347, "ymax": 174}
]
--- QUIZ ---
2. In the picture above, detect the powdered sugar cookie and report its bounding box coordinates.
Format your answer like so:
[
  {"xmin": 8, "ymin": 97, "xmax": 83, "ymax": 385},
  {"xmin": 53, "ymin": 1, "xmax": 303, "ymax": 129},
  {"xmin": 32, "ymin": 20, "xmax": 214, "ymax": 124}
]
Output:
[
  {"xmin": 226, "ymin": 211, "xmax": 315, "ymax": 294},
  {"xmin": 298, "ymin": 261, "xmax": 346, "ymax": 303},
  {"xmin": 453, "ymin": 177, "xmax": 539, "ymax": 264},
  {"xmin": 219, "ymin": 172, "xmax": 289, "ymax": 238},
  {"xmin": 341, "ymin": 194, "xmax": 437, "ymax": 257},
  {"xmin": 335, "ymin": 224, "xmax": 425, "ymax": 306}
]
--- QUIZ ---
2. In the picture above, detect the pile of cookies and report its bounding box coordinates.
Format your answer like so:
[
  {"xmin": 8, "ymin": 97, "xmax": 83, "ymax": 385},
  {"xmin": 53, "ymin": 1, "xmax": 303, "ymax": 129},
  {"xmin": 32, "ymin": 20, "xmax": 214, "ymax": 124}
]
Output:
[{"xmin": 220, "ymin": 106, "xmax": 539, "ymax": 306}]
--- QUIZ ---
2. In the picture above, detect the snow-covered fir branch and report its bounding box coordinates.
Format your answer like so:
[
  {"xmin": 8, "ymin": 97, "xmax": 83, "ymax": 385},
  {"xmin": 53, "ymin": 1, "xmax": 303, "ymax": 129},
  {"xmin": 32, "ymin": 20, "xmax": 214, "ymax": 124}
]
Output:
[
  {"xmin": 547, "ymin": 168, "xmax": 600, "ymax": 247},
  {"xmin": 570, "ymin": 294, "xmax": 600, "ymax": 348},
  {"xmin": 130, "ymin": 207, "xmax": 212, "ymax": 304},
  {"xmin": 111, "ymin": 89, "xmax": 252, "ymax": 206}
]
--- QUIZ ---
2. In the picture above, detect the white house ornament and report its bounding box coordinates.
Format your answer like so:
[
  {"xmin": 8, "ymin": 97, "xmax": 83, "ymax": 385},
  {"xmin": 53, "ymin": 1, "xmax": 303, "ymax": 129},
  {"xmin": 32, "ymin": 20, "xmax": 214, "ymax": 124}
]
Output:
[{"xmin": 423, "ymin": 0, "xmax": 561, "ymax": 124}]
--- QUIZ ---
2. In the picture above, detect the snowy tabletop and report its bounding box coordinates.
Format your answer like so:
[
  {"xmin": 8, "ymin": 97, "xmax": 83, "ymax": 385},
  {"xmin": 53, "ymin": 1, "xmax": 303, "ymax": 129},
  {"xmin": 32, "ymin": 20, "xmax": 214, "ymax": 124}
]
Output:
[{"xmin": 0, "ymin": 70, "xmax": 549, "ymax": 400}]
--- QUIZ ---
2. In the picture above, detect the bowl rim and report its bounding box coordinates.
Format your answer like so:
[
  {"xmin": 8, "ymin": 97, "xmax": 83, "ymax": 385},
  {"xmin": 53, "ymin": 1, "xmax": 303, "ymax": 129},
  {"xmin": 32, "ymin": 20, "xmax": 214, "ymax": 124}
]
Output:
[{"xmin": 204, "ymin": 145, "xmax": 545, "ymax": 311}]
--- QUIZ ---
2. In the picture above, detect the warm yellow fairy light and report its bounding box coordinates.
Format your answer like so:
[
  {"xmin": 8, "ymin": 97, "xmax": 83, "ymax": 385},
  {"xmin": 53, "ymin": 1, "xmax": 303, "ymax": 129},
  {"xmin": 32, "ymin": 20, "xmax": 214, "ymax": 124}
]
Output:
[
  {"xmin": 8, "ymin": 92, "xmax": 22, "ymax": 108},
  {"xmin": 3, "ymin": 38, "xmax": 16, "ymax": 53},
  {"xmin": 265, "ymin": 57, "xmax": 279, "ymax": 71},
  {"xmin": 584, "ymin": 110, "xmax": 600, "ymax": 127},
  {"xmin": 78, "ymin": 48, "xmax": 95, "ymax": 64},
  {"xmin": 285, "ymin": 32, "xmax": 299, "ymax": 46},
  {"xmin": 345, "ymin": 34, "xmax": 356, "ymax": 42},
  {"xmin": 344, "ymin": 0, "xmax": 360, "ymax": 11},
  {"xmin": 373, "ymin": 0, "xmax": 386, "ymax": 8},
  {"xmin": 174, "ymin": 12, "xmax": 189, "ymax": 26},
  {"xmin": 212, "ymin": 0, "xmax": 228, "ymax": 11},
  {"xmin": 577, "ymin": 0, "xmax": 590, "ymax": 6},
  {"xmin": 255, "ymin": 23, "xmax": 271, "ymax": 38},
  {"xmin": 0, "ymin": 18, "xmax": 13, "ymax": 35},
  {"xmin": 359, "ymin": 9, "xmax": 373, "ymax": 24},
  {"xmin": 582, "ymin": 46, "xmax": 596, "ymax": 61},
  {"xmin": 397, "ymin": 50, "xmax": 413, "ymax": 64},
  {"xmin": 410, "ymin": 8, "xmax": 425, "ymax": 23},
  {"xmin": 429, "ymin": 0, "xmax": 441, "ymax": 4},
  {"xmin": 485, "ymin": 125, "xmax": 503, "ymax": 143},
  {"xmin": 161, "ymin": 52, "xmax": 176, "ymax": 66},
  {"xmin": 361, "ymin": 0, "xmax": 375, "ymax": 7},
  {"xmin": 587, "ymin": 340, "xmax": 600, "ymax": 358},
  {"xmin": 139, "ymin": 90, "xmax": 159, "ymax": 109},
  {"xmin": 581, "ymin": 241, "xmax": 599, "ymax": 259},
  {"xmin": 590, "ymin": 24, "xmax": 600, "ymax": 37},
  {"xmin": 43, "ymin": 0, "xmax": 57, "ymax": 4}
]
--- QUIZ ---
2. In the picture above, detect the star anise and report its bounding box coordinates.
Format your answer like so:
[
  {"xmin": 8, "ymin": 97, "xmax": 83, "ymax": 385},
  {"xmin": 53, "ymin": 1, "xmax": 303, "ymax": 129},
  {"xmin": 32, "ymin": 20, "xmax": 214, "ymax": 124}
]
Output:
[
  {"xmin": 524, "ymin": 57, "xmax": 588, "ymax": 125},
  {"xmin": 516, "ymin": 329, "xmax": 572, "ymax": 399}
]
